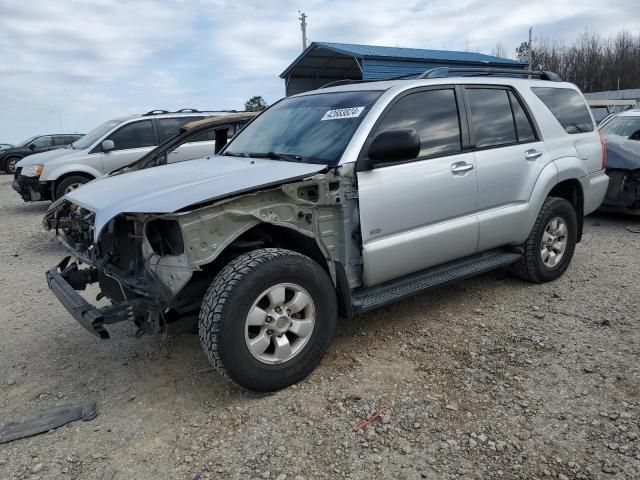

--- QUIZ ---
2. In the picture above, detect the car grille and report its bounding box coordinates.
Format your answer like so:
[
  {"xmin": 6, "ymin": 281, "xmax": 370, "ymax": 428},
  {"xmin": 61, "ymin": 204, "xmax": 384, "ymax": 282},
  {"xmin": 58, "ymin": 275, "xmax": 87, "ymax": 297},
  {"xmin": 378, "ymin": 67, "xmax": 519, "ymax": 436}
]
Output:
[{"xmin": 14, "ymin": 166, "xmax": 21, "ymax": 179}]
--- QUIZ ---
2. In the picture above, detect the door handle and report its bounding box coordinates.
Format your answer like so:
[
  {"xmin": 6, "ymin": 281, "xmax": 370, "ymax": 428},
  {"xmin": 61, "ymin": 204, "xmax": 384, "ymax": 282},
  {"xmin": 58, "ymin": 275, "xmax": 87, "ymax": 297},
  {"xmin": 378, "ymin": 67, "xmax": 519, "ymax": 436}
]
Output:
[
  {"xmin": 451, "ymin": 162, "xmax": 474, "ymax": 174},
  {"xmin": 524, "ymin": 149, "xmax": 543, "ymax": 161}
]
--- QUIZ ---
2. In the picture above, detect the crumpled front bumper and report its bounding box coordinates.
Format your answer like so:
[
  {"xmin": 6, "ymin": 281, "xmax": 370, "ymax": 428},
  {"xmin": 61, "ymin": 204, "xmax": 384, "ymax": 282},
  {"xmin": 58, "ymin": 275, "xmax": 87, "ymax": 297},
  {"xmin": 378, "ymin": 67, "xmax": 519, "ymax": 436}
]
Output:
[
  {"xmin": 12, "ymin": 171, "xmax": 51, "ymax": 202},
  {"xmin": 46, "ymin": 257, "xmax": 132, "ymax": 339}
]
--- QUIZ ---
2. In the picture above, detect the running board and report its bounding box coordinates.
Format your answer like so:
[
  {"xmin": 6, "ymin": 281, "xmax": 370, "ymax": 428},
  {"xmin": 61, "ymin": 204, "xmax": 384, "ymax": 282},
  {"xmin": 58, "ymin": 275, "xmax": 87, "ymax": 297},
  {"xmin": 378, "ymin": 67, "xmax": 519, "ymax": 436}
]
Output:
[{"xmin": 351, "ymin": 249, "xmax": 522, "ymax": 314}]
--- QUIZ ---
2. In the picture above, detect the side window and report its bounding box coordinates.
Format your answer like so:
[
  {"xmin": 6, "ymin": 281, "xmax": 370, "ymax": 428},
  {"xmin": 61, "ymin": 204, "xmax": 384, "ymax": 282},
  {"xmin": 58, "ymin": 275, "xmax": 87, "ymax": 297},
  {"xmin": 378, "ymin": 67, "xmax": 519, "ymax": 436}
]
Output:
[
  {"xmin": 532, "ymin": 87, "xmax": 594, "ymax": 134},
  {"xmin": 107, "ymin": 120, "xmax": 156, "ymax": 150},
  {"xmin": 508, "ymin": 91, "xmax": 537, "ymax": 142},
  {"xmin": 189, "ymin": 129, "xmax": 217, "ymax": 143},
  {"xmin": 374, "ymin": 89, "xmax": 461, "ymax": 158},
  {"xmin": 53, "ymin": 136, "xmax": 70, "ymax": 146},
  {"xmin": 466, "ymin": 88, "xmax": 517, "ymax": 148},
  {"xmin": 158, "ymin": 117, "xmax": 203, "ymax": 142},
  {"xmin": 30, "ymin": 136, "xmax": 52, "ymax": 148}
]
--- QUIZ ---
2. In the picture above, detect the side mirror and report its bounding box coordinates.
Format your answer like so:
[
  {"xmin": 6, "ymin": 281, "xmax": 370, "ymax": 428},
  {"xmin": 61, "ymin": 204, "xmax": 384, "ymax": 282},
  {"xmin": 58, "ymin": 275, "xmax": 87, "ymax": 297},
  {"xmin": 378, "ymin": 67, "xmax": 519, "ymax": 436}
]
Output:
[
  {"xmin": 364, "ymin": 129, "xmax": 421, "ymax": 169},
  {"xmin": 101, "ymin": 140, "xmax": 115, "ymax": 152},
  {"xmin": 28, "ymin": 144, "xmax": 36, "ymax": 151}
]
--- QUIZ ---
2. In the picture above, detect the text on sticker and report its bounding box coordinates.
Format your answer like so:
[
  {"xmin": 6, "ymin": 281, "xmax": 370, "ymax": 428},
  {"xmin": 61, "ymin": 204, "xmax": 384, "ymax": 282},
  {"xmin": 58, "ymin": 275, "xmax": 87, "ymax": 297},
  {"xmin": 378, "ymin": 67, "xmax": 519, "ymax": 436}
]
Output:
[{"xmin": 321, "ymin": 107, "xmax": 365, "ymax": 121}]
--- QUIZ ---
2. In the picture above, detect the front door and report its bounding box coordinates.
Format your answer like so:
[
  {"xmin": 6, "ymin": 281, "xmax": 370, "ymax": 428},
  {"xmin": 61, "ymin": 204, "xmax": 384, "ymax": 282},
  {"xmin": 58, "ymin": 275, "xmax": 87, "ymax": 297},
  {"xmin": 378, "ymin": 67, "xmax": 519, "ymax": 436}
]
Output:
[
  {"xmin": 357, "ymin": 87, "xmax": 478, "ymax": 287},
  {"xmin": 101, "ymin": 119, "xmax": 157, "ymax": 174}
]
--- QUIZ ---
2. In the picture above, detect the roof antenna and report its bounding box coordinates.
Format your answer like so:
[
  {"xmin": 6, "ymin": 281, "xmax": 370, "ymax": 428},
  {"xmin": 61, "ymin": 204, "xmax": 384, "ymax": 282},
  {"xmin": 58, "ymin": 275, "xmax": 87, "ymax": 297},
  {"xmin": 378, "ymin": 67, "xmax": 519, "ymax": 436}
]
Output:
[{"xmin": 298, "ymin": 11, "xmax": 308, "ymax": 51}]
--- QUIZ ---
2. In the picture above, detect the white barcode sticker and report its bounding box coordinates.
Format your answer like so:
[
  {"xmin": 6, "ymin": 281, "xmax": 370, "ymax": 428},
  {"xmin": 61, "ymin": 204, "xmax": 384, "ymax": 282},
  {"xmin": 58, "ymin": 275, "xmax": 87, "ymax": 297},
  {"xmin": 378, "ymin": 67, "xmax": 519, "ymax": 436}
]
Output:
[{"xmin": 321, "ymin": 106, "xmax": 365, "ymax": 121}]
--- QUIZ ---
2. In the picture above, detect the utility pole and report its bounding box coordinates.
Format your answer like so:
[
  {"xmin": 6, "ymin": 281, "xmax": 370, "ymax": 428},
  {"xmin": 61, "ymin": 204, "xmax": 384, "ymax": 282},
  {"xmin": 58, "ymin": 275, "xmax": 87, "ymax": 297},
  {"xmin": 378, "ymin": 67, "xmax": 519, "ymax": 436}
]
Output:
[
  {"xmin": 56, "ymin": 108, "xmax": 63, "ymax": 132},
  {"xmin": 528, "ymin": 26, "xmax": 533, "ymax": 71},
  {"xmin": 298, "ymin": 11, "xmax": 307, "ymax": 51}
]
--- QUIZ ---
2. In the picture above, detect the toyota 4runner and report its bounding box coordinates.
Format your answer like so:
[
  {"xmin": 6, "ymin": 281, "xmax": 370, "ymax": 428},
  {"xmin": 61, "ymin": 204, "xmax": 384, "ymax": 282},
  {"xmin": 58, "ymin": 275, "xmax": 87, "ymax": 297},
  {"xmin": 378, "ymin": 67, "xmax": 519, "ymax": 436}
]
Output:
[{"xmin": 44, "ymin": 68, "xmax": 609, "ymax": 391}]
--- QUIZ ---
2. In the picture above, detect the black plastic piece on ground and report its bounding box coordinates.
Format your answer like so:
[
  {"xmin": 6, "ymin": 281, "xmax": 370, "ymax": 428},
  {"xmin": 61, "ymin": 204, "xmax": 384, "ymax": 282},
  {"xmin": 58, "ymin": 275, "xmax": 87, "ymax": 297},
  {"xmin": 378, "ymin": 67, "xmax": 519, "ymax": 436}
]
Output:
[{"xmin": 0, "ymin": 402, "xmax": 97, "ymax": 444}]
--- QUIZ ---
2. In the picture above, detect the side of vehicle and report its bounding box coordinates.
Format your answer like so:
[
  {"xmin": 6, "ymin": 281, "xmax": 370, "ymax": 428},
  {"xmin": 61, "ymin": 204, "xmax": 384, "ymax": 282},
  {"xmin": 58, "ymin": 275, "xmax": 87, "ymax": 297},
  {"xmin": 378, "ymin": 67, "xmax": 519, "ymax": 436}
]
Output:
[
  {"xmin": 14, "ymin": 110, "xmax": 222, "ymax": 202},
  {"xmin": 45, "ymin": 74, "xmax": 609, "ymax": 392},
  {"xmin": 0, "ymin": 134, "xmax": 82, "ymax": 174}
]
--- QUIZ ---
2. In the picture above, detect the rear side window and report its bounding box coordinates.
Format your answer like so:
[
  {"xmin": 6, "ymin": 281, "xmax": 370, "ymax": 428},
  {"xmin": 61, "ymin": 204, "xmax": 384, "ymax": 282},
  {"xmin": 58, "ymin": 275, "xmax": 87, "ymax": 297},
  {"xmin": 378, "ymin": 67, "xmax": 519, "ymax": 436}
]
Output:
[
  {"xmin": 508, "ymin": 91, "xmax": 537, "ymax": 142},
  {"xmin": 375, "ymin": 88, "xmax": 461, "ymax": 158},
  {"xmin": 158, "ymin": 117, "xmax": 203, "ymax": 142},
  {"xmin": 532, "ymin": 87, "xmax": 594, "ymax": 134},
  {"xmin": 107, "ymin": 120, "xmax": 156, "ymax": 150},
  {"xmin": 466, "ymin": 88, "xmax": 517, "ymax": 148}
]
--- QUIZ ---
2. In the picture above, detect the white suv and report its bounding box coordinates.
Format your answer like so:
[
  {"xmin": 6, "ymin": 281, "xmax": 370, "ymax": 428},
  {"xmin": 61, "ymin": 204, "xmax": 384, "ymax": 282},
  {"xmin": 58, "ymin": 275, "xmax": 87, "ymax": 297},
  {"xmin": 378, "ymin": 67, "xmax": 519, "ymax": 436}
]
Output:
[
  {"xmin": 14, "ymin": 109, "xmax": 228, "ymax": 202},
  {"xmin": 45, "ymin": 69, "xmax": 609, "ymax": 391}
]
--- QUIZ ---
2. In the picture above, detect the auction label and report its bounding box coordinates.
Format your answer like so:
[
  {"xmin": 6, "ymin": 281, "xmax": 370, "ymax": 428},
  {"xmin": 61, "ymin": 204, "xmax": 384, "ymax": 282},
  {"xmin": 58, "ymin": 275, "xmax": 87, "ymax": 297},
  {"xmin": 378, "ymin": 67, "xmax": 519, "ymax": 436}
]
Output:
[{"xmin": 321, "ymin": 106, "xmax": 365, "ymax": 121}]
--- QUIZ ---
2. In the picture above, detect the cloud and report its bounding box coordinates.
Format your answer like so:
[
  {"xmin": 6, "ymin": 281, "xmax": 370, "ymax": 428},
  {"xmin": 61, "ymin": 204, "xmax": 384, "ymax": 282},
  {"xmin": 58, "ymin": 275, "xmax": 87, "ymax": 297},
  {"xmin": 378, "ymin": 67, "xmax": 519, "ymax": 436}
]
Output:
[{"xmin": 0, "ymin": 0, "xmax": 638, "ymax": 142}]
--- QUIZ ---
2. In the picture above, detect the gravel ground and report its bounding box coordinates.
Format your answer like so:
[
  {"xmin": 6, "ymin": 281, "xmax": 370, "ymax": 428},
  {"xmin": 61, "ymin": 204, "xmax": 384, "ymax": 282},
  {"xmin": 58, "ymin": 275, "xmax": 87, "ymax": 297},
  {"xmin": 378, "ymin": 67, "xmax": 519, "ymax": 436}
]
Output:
[{"xmin": 0, "ymin": 174, "xmax": 639, "ymax": 480}]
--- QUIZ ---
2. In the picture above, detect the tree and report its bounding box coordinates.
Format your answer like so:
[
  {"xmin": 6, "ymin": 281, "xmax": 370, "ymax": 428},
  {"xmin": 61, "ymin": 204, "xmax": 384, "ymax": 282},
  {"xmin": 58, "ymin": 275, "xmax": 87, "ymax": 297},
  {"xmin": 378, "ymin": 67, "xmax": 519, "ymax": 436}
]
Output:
[
  {"xmin": 515, "ymin": 41, "xmax": 530, "ymax": 63},
  {"xmin": 245, "ymin": 96, "xmax": 267, "ymax": 112}
]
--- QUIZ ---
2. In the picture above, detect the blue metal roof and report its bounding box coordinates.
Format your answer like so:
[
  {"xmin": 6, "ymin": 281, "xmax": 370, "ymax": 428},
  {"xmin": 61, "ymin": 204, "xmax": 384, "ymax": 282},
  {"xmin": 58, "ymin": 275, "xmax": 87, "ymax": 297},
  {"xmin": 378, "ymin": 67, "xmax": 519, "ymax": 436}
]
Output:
[
  {"xmin": 316, "ymin": 42, "xmax": 524, "ymax": 65},
  {"xmin": 280, "ymin": 41, "xmax": 524, "ymax": 78}
]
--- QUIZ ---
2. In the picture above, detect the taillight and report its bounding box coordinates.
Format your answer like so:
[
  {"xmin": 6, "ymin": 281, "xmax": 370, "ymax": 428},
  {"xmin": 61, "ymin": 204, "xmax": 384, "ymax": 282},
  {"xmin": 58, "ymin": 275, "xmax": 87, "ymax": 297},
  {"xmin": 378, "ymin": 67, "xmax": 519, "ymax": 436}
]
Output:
[{"xmin": 599, "ymin": 132, "xmax": 607, "ymax": 169}]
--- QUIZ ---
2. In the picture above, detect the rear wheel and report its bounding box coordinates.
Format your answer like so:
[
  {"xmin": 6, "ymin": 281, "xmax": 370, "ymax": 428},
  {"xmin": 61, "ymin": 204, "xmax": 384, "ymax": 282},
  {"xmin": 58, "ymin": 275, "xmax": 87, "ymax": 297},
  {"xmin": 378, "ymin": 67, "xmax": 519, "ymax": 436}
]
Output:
[
  {"xmin": 54, "ymin": 175, "xmax": 91, "ymax": 200},
  {"xmin": 199, "ymin": 248, "xmax": 337, "ymax": 392},
  {"xmin": 512, "ymin": 196, "xmax": 578, "ymax": 283},
  {"xmin": 4, "ymin": 156, "xmax": 21, "ymax": 174}
]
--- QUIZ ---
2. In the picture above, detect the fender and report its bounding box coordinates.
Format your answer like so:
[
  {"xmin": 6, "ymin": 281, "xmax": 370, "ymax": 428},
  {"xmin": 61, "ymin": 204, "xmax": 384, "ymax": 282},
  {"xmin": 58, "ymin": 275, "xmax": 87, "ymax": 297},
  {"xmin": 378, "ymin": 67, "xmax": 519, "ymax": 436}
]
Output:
[
  {"xmin": 519, "ymin": 160, "xmax": 560, "ymax": 243},
  {"xmin": 554, "ymin": 155, "xmax": 590, "ymax": 183},
  {"xmin": 42, "ymin": 164, "xmax": 101, "ymax": 184}
]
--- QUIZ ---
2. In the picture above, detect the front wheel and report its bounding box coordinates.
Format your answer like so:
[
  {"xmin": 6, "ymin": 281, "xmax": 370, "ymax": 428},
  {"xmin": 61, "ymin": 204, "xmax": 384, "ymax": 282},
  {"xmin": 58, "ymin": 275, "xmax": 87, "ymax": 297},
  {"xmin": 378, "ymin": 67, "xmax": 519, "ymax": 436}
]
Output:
[
  {"xmin": 54, "ymin": 175, "xmax": 90, "ymax": 200},
  {"xmin": 199, "ymin": 248, "xmax": 337, "ymax": 392},
  {"xmin": 512, "ymin": 196, "xmax": 578, "ymax": 283}
]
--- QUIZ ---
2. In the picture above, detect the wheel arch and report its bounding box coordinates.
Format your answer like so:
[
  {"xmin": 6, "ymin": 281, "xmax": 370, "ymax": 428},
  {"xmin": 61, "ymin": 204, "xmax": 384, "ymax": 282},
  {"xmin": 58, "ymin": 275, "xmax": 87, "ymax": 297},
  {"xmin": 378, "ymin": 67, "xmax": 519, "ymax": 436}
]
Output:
[
  {"xmin": 547, "ymin": 178, "xmax": 584, "ymax": 242},
  {"xmin": 51, "ymin": 171, "xmax": 96, "ymax": 198},
  {"xmin": 174, "ymin": 222, "xmax": 348, "ymax": 317}
]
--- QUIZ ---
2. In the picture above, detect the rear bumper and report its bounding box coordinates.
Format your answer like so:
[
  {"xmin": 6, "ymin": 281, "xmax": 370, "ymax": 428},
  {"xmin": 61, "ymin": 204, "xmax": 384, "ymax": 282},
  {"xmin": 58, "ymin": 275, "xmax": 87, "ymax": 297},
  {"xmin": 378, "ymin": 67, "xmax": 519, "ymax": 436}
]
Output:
[
  {"xmin": 12, "ymin": 173, "xmax": 52, "ymax": 202},
  {"xmin": 46, "ymin": 258, "xmax": 132, "ymax": 339}
]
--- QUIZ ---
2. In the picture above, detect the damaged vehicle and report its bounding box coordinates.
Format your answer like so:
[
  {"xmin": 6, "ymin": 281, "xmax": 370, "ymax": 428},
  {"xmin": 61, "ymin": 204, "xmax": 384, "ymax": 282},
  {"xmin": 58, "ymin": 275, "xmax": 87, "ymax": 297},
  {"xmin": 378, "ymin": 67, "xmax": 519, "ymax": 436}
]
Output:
[
  {"xmin": 109, "ymin": 111, "xmax": 258, "ymax": 175},
  {"xmin": 599, "ymin": 110, "xmax": 640, "ymax": 214},
  {"xmin": 44, "ymin": 69, "xmax": 608, "ymax": 391}
]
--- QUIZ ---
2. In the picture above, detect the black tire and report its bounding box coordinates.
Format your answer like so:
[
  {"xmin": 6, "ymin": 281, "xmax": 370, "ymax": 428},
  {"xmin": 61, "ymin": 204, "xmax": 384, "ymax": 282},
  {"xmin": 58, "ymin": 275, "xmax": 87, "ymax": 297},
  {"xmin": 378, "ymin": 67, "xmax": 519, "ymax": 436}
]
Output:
[
  {"xmin": 512, "ymin": 196, "xmax": 578, "ymax": 283},
  {"xmin": 4, "ymin": 156, "xmax": 21, "ymax": 175},
  {"xmin": 199, "ymin": 248, "xmax": 337, "ymax": 392},
  {"xmin": 54, "ymin": 175, "xmax": 91, "ymax": 200}
]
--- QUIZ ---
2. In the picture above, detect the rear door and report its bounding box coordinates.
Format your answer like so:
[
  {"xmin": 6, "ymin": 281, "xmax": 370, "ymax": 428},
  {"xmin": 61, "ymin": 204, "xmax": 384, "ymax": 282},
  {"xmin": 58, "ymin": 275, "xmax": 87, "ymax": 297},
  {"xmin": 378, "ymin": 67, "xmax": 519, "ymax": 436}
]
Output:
[
  {"xmin": 100, "ymin": 120, "xmax": 157, "ymax": 174},
  {"xmin": 357, "ymin": 86, "xmax": 479, "ymax": 287},
  {"xmin": 463, "ymin": 86, "xmax": 550, "ymax": 251}
]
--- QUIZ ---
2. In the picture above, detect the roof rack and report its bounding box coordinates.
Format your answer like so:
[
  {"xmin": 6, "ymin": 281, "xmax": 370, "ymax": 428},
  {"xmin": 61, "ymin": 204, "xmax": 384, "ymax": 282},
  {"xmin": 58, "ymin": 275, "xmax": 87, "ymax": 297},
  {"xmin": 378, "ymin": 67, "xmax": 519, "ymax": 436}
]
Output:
[
  {"xmin": 319, "ymin": 67, "xmax": 561, "ymax": 89},
  {"xmin": 417, "ymin": 67, "xmax": 562, "ymax": 81},
  {"xmin": 142, "ymin": 109, "xmax": 241, "ymax": 116}
]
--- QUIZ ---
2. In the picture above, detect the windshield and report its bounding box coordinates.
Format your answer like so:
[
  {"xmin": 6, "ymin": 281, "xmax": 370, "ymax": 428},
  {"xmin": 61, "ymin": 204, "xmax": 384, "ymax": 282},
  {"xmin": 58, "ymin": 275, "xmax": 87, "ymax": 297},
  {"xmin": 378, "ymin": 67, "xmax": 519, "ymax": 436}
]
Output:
[
  {"xmin": 223, "ymin": 90, "xmax": 383, "ymax": 165},
  {"xmin": 71, "ymin": 119, "xmax": 122, "ymax": 150},
  {"xmin": 17, "ymin": 136, "xmax": 38, "ymax": 147},
  {"xmin": 600, "ymin": 116, "xmax": 640, "ymax": 141}
]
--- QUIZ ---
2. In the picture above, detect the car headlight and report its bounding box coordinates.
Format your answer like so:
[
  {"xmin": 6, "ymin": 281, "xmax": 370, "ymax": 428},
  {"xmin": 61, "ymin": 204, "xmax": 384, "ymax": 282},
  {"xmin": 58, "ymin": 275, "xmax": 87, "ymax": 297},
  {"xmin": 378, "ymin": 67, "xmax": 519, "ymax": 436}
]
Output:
[{"xmin": 21, "ymin": 164, "xmax": 44, "ymax": 177}]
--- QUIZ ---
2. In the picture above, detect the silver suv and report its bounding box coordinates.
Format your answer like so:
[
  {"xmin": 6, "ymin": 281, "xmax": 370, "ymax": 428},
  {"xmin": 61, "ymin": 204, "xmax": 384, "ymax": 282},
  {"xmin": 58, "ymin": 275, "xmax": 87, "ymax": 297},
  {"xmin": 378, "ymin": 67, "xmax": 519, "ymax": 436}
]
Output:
[
  {"xmin": 44, "ymin": 69, "xmax": 609, "ymax": 392},
  {"xmin": 14, "ymin": 109, "xmax": 227, "ymax": 202}
]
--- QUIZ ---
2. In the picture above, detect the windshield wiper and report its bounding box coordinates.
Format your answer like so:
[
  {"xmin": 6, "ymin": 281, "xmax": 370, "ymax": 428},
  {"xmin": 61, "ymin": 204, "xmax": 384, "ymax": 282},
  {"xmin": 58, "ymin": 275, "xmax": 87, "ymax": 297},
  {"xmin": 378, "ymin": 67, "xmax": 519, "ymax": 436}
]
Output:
[
  {"xmin": 247, "ymin": 152, "xmax": 304, "ymax": 162},
  {"xmin": 221, "ymin": 151, "xmax": 249, "ymax": 157}
]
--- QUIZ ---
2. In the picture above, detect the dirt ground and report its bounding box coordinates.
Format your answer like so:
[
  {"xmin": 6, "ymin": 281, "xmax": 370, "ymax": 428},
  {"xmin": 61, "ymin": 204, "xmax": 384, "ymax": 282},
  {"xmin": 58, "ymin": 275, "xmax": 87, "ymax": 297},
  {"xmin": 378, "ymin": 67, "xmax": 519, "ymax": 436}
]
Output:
[{"xmin": 0, "ymin": 174, "xmax": 639, "ymax": 480}]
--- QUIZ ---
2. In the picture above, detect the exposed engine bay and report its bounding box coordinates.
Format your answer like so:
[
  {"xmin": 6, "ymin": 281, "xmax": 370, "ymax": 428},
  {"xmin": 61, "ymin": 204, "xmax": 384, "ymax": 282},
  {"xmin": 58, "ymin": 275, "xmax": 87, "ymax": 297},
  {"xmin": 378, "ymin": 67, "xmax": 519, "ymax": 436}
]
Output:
[{"xmin": 43, "ymin": 169, "xmax": 363, "ymax": 338}]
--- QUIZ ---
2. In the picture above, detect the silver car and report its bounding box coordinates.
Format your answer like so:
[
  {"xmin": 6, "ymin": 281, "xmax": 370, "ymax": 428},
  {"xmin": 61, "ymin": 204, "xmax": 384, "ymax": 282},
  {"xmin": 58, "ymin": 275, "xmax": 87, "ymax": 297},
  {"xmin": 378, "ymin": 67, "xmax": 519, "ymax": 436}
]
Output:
[
  {"xmin": 44, "ymin": 69, "xmax": 609, "ymax": 392},
  {"xmin": 14, "ymin": 109, "xmax": 228, "ymax": 202}
]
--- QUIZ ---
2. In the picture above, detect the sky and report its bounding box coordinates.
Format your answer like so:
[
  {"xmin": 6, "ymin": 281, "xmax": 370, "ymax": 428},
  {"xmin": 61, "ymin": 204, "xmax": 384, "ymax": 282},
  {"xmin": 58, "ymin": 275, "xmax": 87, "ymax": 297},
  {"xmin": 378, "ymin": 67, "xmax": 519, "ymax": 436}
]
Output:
[{"xmin": 1, "ymin": 0, "xmax": 639, "ymax": 143}]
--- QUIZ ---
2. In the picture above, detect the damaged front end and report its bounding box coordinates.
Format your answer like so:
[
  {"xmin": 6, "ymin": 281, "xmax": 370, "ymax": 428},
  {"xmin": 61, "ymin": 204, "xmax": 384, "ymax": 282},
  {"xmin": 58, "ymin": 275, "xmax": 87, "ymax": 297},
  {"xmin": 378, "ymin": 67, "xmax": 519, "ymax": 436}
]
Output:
[
  {"xmin": 602, "ymin": 168, "xmax": 640, "ymax": 214},
  {"xmin": 44, "ymin": 200, "xmax": 194, "ymax": 338}
]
